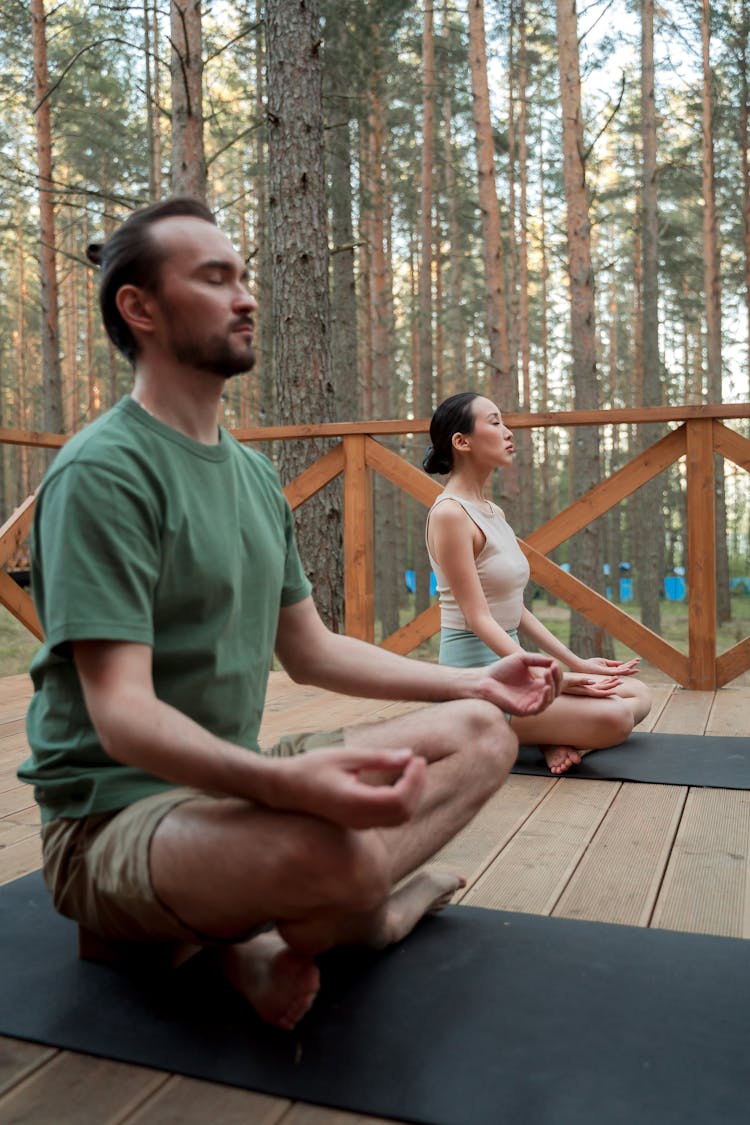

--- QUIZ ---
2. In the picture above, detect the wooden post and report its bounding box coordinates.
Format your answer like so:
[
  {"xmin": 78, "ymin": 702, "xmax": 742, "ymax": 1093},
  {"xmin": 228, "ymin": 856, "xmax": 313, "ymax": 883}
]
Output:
[
  {"xmin": 343, "ymin": 434, "xmax": 374, "ymax": 641},
  {"xmin": 686, "ymin": 418, "xmax": 716, "ymax": 689}
]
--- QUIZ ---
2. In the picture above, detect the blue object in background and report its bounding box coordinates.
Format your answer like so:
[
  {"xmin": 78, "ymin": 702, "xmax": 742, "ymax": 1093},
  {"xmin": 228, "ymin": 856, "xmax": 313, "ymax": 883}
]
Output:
[
  {"xmin": 405, "ymin": 570, "xmax": 438, "ymax": 596},
  {"xmin": 619, "ymin": 577, "xmax": 633, "ymax": 603},
  {"xmin": 664, "ymin": 576, "xmax": 686, "ymax": 602},
  {"xmin": 730, "ymin": 577, "xmax": 750, "ymax": 595}
]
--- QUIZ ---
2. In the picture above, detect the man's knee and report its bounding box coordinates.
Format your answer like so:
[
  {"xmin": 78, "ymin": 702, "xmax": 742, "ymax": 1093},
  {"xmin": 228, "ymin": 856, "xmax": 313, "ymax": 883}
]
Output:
[{"xmin": 458, "ymin": 699, "xmax": 518, "ymax": 781}]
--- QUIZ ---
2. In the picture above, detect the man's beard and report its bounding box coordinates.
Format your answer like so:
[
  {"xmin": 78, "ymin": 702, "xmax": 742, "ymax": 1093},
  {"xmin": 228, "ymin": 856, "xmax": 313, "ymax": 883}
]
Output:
[{"xmin": 171, "ymin": 330, "xmax": 256, "ymax": 377}]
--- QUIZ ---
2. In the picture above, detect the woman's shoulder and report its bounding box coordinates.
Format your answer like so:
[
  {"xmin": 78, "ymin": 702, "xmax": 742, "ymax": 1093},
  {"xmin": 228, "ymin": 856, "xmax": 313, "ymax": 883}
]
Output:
[{"xmin": 430, "ymin": 494, "xmax": 475, "ymax": 523}]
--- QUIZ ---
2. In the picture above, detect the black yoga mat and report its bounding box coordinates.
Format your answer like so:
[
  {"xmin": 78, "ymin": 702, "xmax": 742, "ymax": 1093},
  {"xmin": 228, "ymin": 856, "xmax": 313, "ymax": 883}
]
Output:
[
  {"xmin": 513, "ymin": 731, "xmax": 750, "ymax": 788},
  {"xmin": 2, "ymin": 870, "xmax": 749, "ymax": 1125}
]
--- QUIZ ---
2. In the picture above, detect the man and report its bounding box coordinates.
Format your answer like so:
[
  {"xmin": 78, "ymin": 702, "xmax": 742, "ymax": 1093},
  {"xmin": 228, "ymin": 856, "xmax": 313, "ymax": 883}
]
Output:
[{"xmin": 19, "ymin": 198, "xmax": 560, "ymax": 1030}]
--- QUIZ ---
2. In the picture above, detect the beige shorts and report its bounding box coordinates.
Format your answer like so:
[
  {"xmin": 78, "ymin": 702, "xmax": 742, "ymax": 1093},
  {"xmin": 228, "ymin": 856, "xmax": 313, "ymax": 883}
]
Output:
[{"xmin": 40, "ymin": 728, "xmax": 344, "ymax": 945}]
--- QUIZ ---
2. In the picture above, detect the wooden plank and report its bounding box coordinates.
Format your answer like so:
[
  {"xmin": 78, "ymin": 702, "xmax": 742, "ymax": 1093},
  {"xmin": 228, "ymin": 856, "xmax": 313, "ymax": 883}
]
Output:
[
  {"xmin": 553, "ymin": 783, "xmax": 687, "ymax": 927},
  {"xmin": 461, "ymin": 779, "xmax": 620, "ymax": 914},
  {"xmin": 705, "ymin": 688, "xmax": 750, "ymax": 737},
  {"xmin": 633, "ymin": 683, "xmax": 674, "ymax": 731},
  {"xmin": 0, "ymin": 1036, "xmax": 56, "ymax": 1098},
  {"xmin": 343, "ymin": 435, "xmax": 374, "ymax": 642},
  {"xmin": 0, "ymin": 494, "xmax": 36, "ymax": 568},
  {"xmin": 0, "ymin": 426, "xmax": 67, "ymax": 449},
  {"xmin": 283, "ymin": 443, "xmax": 344, "ymax": 512},
  {"xmin": 685, "ymin": 418, "xmax": 716, "ymax": 689},
  {"xmin": 651, "ymin": 788, "xmax": 750, "ymax": 937},
  {"xmin": 520, "ymin": 544, "xmax": 691, "ymax": 684},
  {"xmin": 379, "ymin": 603, "xmax": 441, "ymax": 654},
  {"xmin": 712, "ymin": 418, "xmax": 750, "ymax": 471},
  {"xmin": 123, "ymin": 1075, "xmax": 290, "ymax": 1124},
  {"xmin": 0, "ymin": 1051, "xmax": 168, "ymax": 1124},
  {"xmin": 229, "ymin": 405, "xmax": 749, "ymax": 446},
  {"xmin": 716, "ymin": 637, "xmax": 750, "ymax": 687},
  {"xmin": 0, "ymin": 570, "xmax": 43, "ymax": 640},
  {"xmin": 0, "ymin": 833, "xmax": 42, "ymax": 885},
  {"xmin": 525, "ymin": 426, "xmax": 686, "ymax": 555},
  {"xmin": 364, "ymin": 437, "xmax": 441, "ymax": 509},
  {"xmin": 653, "ymin": 688, "xmax": 714, "ymax": 734},
  {"xmin": 435, "ymin": 775, "xmax": 556, "ymax": 890}
]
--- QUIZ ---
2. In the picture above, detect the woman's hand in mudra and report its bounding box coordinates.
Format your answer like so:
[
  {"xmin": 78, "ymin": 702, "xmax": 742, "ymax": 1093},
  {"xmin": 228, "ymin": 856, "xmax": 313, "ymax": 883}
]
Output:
[
  {"xmin": 569, "ymin": 656, "xmax": 640, "ymax": 677},
  {"xmin": 562, "ymin": 672, "xmax": 622, "ymax": 697}
]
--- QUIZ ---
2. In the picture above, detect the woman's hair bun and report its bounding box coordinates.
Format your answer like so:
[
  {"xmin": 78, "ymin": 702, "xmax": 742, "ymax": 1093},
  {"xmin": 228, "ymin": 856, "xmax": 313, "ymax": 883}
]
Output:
[{"xmin": 423, "ymin": 444, "xmax": 452, "ymax": 475}]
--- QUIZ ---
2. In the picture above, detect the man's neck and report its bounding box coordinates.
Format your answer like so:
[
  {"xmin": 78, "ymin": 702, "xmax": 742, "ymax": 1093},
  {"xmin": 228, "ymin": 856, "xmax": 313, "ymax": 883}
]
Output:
[{"xmin": 131, "ymin": 364, "xmax": 225, "ymax": 445}]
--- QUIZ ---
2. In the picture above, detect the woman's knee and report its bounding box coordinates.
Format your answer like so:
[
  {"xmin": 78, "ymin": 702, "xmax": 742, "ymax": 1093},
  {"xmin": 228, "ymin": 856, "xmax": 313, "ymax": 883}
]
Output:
[{"xmin": 600, "ymin": 699, "xmax": 635, "ymax": 747}]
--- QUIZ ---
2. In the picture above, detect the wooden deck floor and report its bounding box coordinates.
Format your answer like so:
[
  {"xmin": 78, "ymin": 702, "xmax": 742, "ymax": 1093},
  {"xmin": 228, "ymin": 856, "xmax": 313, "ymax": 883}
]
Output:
[{"xmin": 1, "ymin": 671, "xmax": 748, "ymax": 1123}]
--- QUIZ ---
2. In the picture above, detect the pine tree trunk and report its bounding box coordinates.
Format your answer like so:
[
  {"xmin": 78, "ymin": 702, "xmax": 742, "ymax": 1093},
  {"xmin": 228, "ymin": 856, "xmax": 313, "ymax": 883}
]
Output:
[
  {"xmin": 266, "ymin": 0, "xmax": 343, "ymax": 632},
  {"xmin": 467, "ymin": 0, "xmax": 512, "ymax": 404},
  {"xmin": 30, "ymin": 0, "xmax": 64, "ymax": 443},
  {"xmin": 636, "ymin": 0, "xmax": 664, "ymax": 634},
  {"xmin": 326, "ymin": 16, "xmax": 358, "ymax": 425},
  {"xmin": 742, "ymin": 0, "xmax": 750, "ymax": 423},
  {"xmin": 556, "ymin": 0, "xmax": 607, "ymax": 657},
  {"xmin": 251, "ymin": 4, "xmax": 273, "ymax": 429},
  {"xmin": 170, "ymin": 0, "xmax": 207, "ymax": 200},
  {"xmin": 516, "ymin": 5, "xmax": 533, "ymax": 538},
  {"xmin": 701, "ymin": 0, "xmax": 731, "ymax": 623},
  {"xmin": 415, "ymin": 0, "xmax": 436, "ymax": 616}
]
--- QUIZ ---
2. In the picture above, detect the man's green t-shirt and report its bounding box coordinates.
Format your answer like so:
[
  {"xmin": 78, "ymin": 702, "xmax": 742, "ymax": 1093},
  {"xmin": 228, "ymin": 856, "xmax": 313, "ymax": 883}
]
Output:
[{"xmin": 19, "ymin": 397, "xmax": 312, "ymax": 824}]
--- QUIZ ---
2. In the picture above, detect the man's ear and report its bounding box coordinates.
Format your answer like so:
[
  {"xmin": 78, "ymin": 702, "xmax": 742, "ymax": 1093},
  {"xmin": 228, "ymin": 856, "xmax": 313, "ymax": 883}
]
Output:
[{"xmin": 115, "ymin": 284, "xmax": 155, "ymax": 339}]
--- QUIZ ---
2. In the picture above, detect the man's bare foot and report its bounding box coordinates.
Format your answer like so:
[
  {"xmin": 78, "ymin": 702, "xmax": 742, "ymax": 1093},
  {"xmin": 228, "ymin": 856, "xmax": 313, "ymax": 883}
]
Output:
[
  {"xmin": 219, "ymin": 931, "xmax": 320, "ymax": 1031},
  {"xmin": 543, "ymin": 745, "xmax": 582, "ymax": 775},
  {"xmin": 278, "ymin": 870, "xmax": 466, "ymax": 956},
  {"xmin": 362, "ymin": 870, "xmax": 466, "ymax": 949}
]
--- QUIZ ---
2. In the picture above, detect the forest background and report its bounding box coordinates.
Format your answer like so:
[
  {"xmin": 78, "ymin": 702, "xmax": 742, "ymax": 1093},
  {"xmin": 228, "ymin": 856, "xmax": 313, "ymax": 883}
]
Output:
[{"xmin": 0, "ymin": 0, "xmax": 748, "ymax": 666}]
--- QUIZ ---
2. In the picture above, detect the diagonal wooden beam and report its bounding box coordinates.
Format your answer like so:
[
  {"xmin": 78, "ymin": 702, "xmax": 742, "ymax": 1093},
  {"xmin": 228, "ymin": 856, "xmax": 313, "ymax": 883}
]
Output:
[
  {"xmin": 380, "ymin": 603, "xmax": 441, "ymax": 655},
  {"xmin": 525, "ymin": 425, "xmax": 687, "ymax": 554},
  {"xmin": 0, "ymin": 571, "xmax": 43, "ymax": 640},
  {"xmin": 0, "ymin": 494, "xmax": 37, "ymax": 568},
  {"xmin": 282, "ymin": 443, "xmax": 344, "ymax": 511},
  {"xmin": 712, "ymin": 420, "xmax": 750, "ymax": 472},
  {"xmin": 519, "ymin": 541, "xmax": 690, "ymax": 685},
  {"xmin": 716, "ymin": 637, "xmax": 750, "ymax": 688},
  {"xmin": 364, "ymin": 438, "xmax": 442, "ymax": 508}
]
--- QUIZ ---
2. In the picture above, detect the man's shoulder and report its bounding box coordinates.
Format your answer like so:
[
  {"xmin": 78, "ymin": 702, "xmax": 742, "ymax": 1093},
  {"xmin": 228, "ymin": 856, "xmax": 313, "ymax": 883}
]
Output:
[{"xmin": 45, "ymin": 400, "xmax": 139, "ymax": 475}]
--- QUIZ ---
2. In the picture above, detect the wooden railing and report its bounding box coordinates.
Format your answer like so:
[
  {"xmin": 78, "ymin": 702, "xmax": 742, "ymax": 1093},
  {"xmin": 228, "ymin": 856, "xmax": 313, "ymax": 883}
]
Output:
[{"xmin": 1, "ymin": 404, "xmax": 748, "ymax": 689}]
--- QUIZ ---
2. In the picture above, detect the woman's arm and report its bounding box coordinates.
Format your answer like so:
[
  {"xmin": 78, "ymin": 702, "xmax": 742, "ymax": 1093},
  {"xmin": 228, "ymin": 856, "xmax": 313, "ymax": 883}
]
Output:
[{"xmin": 519, "ymin": 606, "xmax": 641, "ymax": 677}]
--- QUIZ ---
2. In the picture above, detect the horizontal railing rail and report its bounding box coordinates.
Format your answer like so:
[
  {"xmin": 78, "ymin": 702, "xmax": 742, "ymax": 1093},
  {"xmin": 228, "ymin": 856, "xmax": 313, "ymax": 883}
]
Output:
[{"xmin": 0, "ymin": 404, "xmax": 748, "ymax": 688}]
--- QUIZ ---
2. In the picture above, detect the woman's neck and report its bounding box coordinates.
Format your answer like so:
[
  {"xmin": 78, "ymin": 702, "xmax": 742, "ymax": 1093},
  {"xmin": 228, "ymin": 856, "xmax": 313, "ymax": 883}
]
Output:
[{"xmin": 445, "ymin": 467, "xmax": 491, "ymax": 504}]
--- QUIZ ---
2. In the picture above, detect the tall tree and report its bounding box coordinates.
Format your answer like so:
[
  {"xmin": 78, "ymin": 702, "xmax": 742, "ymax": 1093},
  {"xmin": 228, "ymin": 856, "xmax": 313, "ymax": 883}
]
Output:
[
  {"xmin": 266, "ymin": 0, "xmax": 343, "ymax": 631},
  {"xmin": 701, "ymin": 0, "xmax": 731, "ymax": 622},
  {"xmin": 556, "ymin": 0, "xmax": 609, "ymax": 656},
  {"xmin": 467, "ymin": 0, "xmax": 512, "ymax": 406},
  {"xmin": 30, "ymin": 0, "xmax": 64, "ymax": 440},
  {"xmin": 635, "ymin": 0, "xmax": 664, "ymax": 633},
  {"xmin": 171, "ymin": 0, "xmax": 206, "ymax": 199},
  {"xmin": 415, "ymin": 0, "xmax": 436, "ymax": 616}
]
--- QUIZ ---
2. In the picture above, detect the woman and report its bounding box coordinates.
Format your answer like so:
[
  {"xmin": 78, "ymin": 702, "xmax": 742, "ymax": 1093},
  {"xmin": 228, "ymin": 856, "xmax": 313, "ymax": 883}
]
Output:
[{"xmin": 424, "ymin": 391, "xmax": 652, "ymax": 774}]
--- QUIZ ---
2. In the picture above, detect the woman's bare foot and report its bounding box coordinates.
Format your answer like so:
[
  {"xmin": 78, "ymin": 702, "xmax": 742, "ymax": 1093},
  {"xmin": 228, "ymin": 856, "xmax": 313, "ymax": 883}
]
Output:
[
  {"xmin": 219, "ymin": 931, "xmax": 320, "ymax": 1031},
  {"xmin": 543, "ymin": 745, "xmax": 582, "ymax": 775}
]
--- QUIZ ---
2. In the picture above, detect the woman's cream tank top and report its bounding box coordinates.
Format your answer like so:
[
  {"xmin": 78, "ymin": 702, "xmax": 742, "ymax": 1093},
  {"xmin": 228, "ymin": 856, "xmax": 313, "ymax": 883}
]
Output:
[{"xmin": 425, "ymin": 494, "xmax": 530, "ymax": 632}]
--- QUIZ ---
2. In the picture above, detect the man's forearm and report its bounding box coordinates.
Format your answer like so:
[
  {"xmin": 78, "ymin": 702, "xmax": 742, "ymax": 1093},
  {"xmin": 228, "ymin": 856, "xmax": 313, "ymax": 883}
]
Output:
[
  {"xmin": 283, "ymin": 629, "xmax": 478, "ymax": 702},
  {"xmin": 89, "ymin": 685, "xmax": 280, "ymax": 803}
]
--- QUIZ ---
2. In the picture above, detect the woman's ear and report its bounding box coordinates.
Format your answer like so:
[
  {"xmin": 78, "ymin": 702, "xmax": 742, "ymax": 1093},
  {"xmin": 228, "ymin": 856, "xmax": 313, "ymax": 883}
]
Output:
[{"xmin": 452, "ymin": 431, "xmax": 471, "ymax": 453}]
